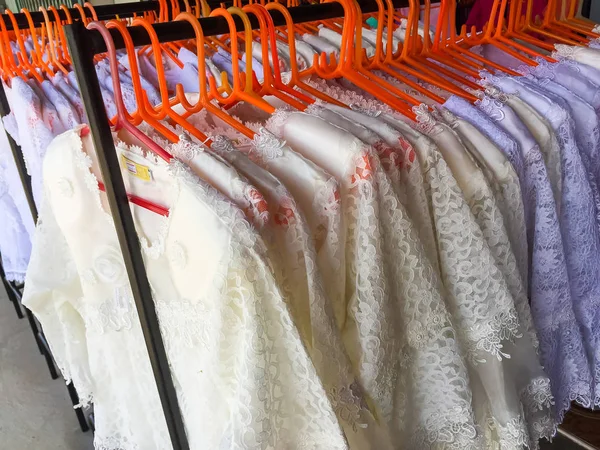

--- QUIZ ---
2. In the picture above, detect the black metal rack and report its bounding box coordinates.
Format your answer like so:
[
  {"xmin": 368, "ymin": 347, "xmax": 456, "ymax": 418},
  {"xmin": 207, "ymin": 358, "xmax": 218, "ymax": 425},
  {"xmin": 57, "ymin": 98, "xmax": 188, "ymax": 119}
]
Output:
[
  {"xmin": 0, "ymin": 0, "xmax": 195, "ymax": 436},
  {"xmin": 63, "ymin": 1, "xmax": 410, "ymax": 448}
]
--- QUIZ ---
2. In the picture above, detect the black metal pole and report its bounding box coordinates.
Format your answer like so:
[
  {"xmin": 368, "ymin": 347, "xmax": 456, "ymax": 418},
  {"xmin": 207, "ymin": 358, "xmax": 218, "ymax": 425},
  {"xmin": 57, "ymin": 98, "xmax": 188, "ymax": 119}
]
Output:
[
  {"xmin": 0, "ymin": 0, "xmax": 218, "ymax": 31},
  {"xmin": 0, "ymin": 256, "xmax": 24, "ymax": 319},
  {"xmin": 65, "ymin": 21, "xmax": 189, "ymax": 450},
  {"xmin": 1, "ymin": 1, "xmax": 160, "ymax": 31},
  {"xmin": 82, "ymin": 0, "xmax": 410, "ymax": 53}
]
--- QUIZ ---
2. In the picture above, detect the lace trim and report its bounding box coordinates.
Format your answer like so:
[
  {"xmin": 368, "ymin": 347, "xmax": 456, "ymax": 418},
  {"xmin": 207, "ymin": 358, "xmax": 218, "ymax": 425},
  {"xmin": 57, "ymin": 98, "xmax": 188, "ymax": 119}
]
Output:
[
  {"xmin": 349, "ymin": 103, "xmax": 383, "ymax": 117},
  {"xmin": 250, "ymin": 128, "xmax": 286, "ymax": 163},
  {"xmin": 413, "ymin": 104, "xmax": 444, "ymax": 135},
  {"xmin": 476, "ymin": 94, "xmax": 507, "ymax": 122},
  {"xmin": 552, "ymin": 44, "xmax": 579, "ymax": 59}
]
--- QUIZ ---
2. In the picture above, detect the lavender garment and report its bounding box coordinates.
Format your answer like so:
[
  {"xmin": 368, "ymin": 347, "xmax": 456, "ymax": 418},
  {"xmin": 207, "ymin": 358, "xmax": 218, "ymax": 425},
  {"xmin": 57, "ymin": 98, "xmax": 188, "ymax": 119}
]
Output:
[
  {"xmin": 241, "ymin": 52, "xmax": 265, "ymax": 81},
  {"xmin": 493, "ymin": 76, "xmax": 600, "ymax": 410},
  {"xmin": 556, "ymin": 58, "xmax": 600, "ymax": 87},
  {"xmin": 519, "ymin": 59, "xmax": 600, "ymax": 111},
  {"xmin": 517, "ymin": 78, "xmax": 600, "ymax": 407},
  {"xmin": 52, "ymin": 72, "xmax": 87, "ymax": 122},
  {"xmin": 211, "ymin": 48, "xmax": 248, "ymax": 85},
  {"xmin": 28, "ymin": 79, "xmax": 65, "ymax": 136},
  {"xmin": 526, "ymin": 76, "xmax": 600, "ymax": 238},
  {"xmin": 3, "ymin": 78, "xmax": 55, "ymax": 209},
  {"xmin": 69, "ymin": 70, "xmax": 117, "ymax": 119},
  {"xmin": 474, "ymin": 94, "xmax": 592, "ymax": 421},
  {"xmin": 41, "ymin": 80, "xmax": 81, "ymax": 129}
]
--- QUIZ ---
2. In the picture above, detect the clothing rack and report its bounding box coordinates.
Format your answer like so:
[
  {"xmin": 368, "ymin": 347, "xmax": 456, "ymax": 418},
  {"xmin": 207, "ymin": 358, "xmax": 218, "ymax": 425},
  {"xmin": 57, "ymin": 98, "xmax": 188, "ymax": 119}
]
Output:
[
  {"xmin": 63, "ymin": 0, "xmax": 413, "ymax": 448},
  {"xmin": 0, "ymin": 0, "xmax": 204, "ymax": 436}
]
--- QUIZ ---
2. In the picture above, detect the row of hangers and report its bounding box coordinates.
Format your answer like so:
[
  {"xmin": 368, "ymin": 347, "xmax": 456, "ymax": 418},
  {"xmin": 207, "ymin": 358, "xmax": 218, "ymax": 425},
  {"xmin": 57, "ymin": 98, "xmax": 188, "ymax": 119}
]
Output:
[{"xmin": 0, "ymin": 0, "xmax": 597, "ymax": 216}]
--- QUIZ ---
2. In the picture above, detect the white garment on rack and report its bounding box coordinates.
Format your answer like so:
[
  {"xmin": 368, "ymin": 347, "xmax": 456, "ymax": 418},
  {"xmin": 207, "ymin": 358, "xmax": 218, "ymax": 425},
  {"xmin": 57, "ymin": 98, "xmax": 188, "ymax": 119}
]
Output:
[
  {"xmin": 271, "ymin": 110, "xmax": 478, "ymax": 450},
  {"xmin": 24, "ymin": 126, "xmax": 354, "ymax": 450}
]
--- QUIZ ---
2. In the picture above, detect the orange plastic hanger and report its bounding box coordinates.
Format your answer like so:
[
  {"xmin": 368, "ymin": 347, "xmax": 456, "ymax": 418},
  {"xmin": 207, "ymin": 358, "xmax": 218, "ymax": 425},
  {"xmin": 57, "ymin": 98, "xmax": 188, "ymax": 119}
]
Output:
[
  {"xmin": 73, "ymin": 4, "xmax": 90, "ymax": 26},
  {"xmin": 442, "ymin": 0, "xmax": 541, "ymax": 69},
  {"xmin": 39, "ymin": 6, "xmax": 69, "ymax": 74},
  {"xmin": 393, "ymin": 0, "xmax": 482, "ymax": 94},
  {"xmin": 88, "ymin": 20, "xmax": 175, "ymax": 159},
  {"xmin": 0, "ymin": 14, "xmax": 26, "ymax": 81},
  {"xmin": 207, "ymin": 7, "xmax": 275, "ymax": 114},
  {"xmin": 106, "ymin": 18, "xmax": 180, "ymax": 142},
  {"xmin": 173, "ymin": 11, "xmax": 262, "ymax": 140},
  {"xmin": 9, "ymin": 9, "xmax": 46, "ymax": 81},
  {"xmin": 428, "ymin": 0, "xmax": 503, "ymax": 74},
  {"xmin": 84, "ymin": 2, "xmax": 99, "ymax": 22},
  {"xmin": 81, "ymin": 23, "xmax": 172, "ymax": 216},
  {"xmin": 242, "ymin": 3, "xmax": 310, "ymax": 110},
  {"xmin": 542, "ymin": 0, "xmax": 599, "ymax": 39},
  {"xmin": 429, "ymin": 0, "xmax": 518, "ymax": 75},
  {"xmin": 264, "ymin": 2, "xmax": 345, "ymax": 107},
  {"xmin": 363, "ymin": 0, "xmax": 478, "ymax": 102},
  {"xmin": 505, "ymin": 0, "xmax": 580, "ymax": 48},
  {"xmin": 356, "ymin": 0, "xmax": 454, "ymax": 103},
  {"xmin": 312, "ymin": 0, "xmax": 418, "ymax": 119},
  {"xmin": 562, "ymin": 0, "xmax": 596, "ymax": 27},
  {"xmin": 409, "ymin": 0, "xmax": 484, "ymax": 80}
]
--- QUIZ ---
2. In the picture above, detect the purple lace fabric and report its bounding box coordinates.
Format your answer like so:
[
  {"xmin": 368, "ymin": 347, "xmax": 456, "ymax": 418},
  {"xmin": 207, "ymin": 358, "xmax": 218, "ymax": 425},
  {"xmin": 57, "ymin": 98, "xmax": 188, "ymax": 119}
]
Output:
[
  {"xmin": 528, "ymin": 77, "xmax": 600, "ymax": 233},
  {"xmin": 518, "ymin": 58, "xmax": 600, "ymax": 111},
  {"xmin": 474, "ymin": 93, "xmax": 592, "ymax": 422},
  {"xmin": 501, "ymin": 77, "xmax": 600, "ymax": 408}
]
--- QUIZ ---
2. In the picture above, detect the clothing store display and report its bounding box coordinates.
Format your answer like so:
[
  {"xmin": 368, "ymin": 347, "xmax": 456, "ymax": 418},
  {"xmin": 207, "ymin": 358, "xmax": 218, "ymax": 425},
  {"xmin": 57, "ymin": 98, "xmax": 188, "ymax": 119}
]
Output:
[{"xmin": 3, "ymin": 1, "xmax": 600, "ymax": 449}]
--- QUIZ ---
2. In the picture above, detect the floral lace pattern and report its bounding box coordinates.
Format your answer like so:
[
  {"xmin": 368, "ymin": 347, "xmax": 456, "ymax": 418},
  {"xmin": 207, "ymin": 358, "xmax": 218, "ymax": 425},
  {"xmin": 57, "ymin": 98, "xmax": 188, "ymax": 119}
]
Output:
[
  {"xmin": 414, "ymin": 111, "xmax": 523, "ymax": 364},
  {"xmin": 26, "ymin": 128, "xmax": 360, "ymax": 450},
  {"xmin": 475, "ymin": 92, "xmax": 594, "ymax": 422}
]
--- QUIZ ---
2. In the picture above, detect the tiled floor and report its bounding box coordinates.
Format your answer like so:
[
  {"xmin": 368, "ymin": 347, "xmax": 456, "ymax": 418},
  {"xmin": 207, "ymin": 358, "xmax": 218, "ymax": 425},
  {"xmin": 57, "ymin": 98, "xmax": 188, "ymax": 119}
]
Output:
[
  {"xmin": 0, "ymin": 287, "xmax": 596, "ymax": 449},
  {"xmin": 0, "ymin": 288, "xmax": 94, "ymax": 450}
]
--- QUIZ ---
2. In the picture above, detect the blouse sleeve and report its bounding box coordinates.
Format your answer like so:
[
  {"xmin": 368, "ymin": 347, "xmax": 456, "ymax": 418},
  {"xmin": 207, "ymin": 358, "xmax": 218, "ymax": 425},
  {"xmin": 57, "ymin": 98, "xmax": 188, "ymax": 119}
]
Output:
[{"xmin": 21, "ymin": 198, "xmax": 94, "ymax": 406}]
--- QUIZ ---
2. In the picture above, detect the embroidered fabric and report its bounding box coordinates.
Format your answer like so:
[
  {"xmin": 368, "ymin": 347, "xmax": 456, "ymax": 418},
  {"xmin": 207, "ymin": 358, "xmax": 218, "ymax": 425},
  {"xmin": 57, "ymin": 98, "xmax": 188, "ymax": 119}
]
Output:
[
  {"xmin": 421, "ymin": 109, "xmax": 555, "ymax": 445},
  {"xmin": 25, "ymin": 127, "xmax": 357, "ymax": 450},
  {"xmin": 28, "ymin": 79, "xmax": 66, "ymax": 136},
  {"xmin": 479, "ymin": 77, "xmax": 563, "ymax": 210},
  {"xmin": 209, "ymin": 134, "xmax": 391, "ymax": 448},
  {"xmin": 514, "ymin": 79, "xmax": 600, "ymax": 408},
  {"xmin": 276, "ymin": 111, "xmax": 480, "ymax": 450},
  {"xmin": 322, "ymin": 103, "xmax": 440, "ymax": 276},
  {"xmin": 553, "ymin": 45, "xmax": 600, "ymax": 71},
  {"xmin": 436, "ymin": 107, "xmax": 530, "ymax": 326},
  {"xmin": 229, "ymin": 122, "xmax": 347, "ymax": 335},
  {"xmin": 41, "ymin": 80, "xmax": 81, "ymax": 130},
  {"xmin": 147, "ymin": 129, "xmax": 270, "ymax": 230},
  {"xmin": 517, "ymin": 58, "xmax": 600, "ymax": 111},
  {"xmin": 0, "ymin": 174, "xmax": 31, "ymax": 282},
  {"xmin": 52, "ymin": 72, "xmax": 87, "ymax": 123}
]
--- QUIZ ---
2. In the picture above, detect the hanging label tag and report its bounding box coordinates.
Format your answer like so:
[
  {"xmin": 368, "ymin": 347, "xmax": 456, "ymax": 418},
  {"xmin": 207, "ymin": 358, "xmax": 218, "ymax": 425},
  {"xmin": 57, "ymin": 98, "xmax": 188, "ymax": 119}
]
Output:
[{"xmin": 121, "ymin": 155, "xmax": 152, "ymax": 182}]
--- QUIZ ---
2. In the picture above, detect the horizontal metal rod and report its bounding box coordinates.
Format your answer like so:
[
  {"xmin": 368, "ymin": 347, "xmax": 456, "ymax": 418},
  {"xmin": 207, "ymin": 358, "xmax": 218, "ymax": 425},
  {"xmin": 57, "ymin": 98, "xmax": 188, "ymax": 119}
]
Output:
[
  {"xmin": 83, "ymin": 0, "xmax": 411, "ymax": 54},
  {"xmin": 1, "ymin": 0, "xmax": 239, "ymax": 31}
]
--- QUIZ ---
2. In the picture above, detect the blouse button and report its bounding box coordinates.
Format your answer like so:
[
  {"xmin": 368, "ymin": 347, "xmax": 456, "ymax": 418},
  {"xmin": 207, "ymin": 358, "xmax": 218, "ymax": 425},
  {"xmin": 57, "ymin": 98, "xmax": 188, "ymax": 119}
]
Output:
[
  {"xmin": 169, "ymin": 242, "xmax": 187, "ymax": 269},
  {"xmin": 56, "ymin": 178, "xmax": 74, "ymax": 198}
]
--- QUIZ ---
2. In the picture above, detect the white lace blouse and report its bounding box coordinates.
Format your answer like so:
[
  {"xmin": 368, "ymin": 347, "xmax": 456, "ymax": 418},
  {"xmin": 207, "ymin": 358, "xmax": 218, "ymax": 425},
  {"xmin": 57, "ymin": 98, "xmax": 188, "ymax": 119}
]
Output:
[
  {"xmin": 272, "ymin": 111, "xmax": 479, "ymax": 450},
  {"xmin": 23, "ymin": 127, "xmax": 354, "ymax": 450}
]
